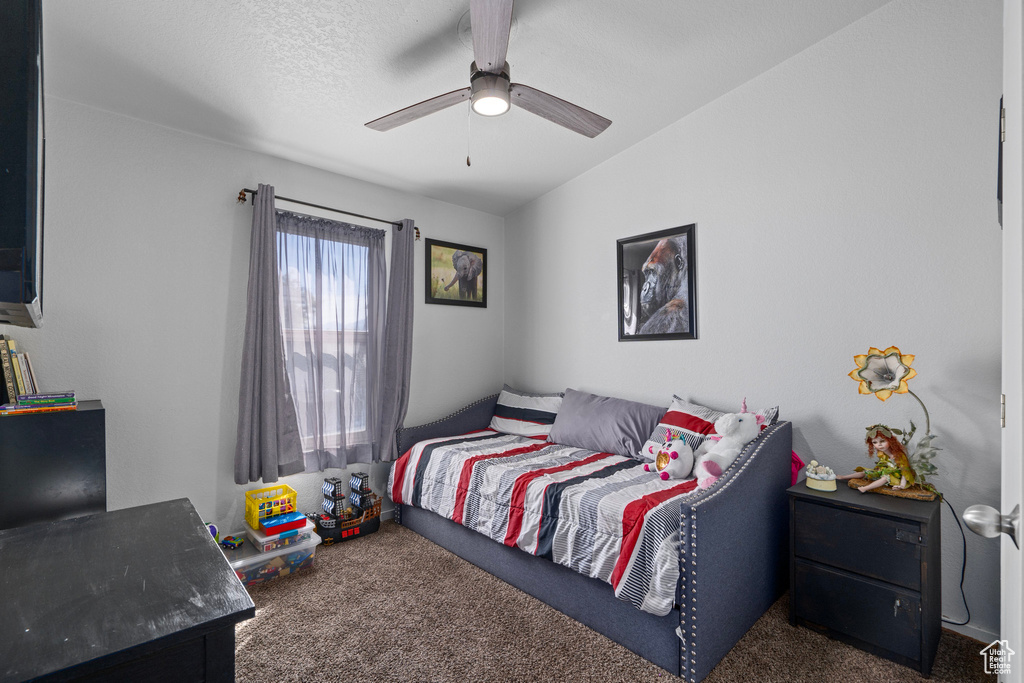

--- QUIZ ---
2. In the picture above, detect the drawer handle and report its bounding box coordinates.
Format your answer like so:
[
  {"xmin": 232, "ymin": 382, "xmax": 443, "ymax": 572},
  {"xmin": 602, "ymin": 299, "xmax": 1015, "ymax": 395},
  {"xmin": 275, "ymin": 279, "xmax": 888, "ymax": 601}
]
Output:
[
  {"xmin": 894, "ymin": 598, "xmax": 901, "ymax": 618},
  {"xmin": 894, "ymin": 528, "xmax": 924, "ymax": 545}
]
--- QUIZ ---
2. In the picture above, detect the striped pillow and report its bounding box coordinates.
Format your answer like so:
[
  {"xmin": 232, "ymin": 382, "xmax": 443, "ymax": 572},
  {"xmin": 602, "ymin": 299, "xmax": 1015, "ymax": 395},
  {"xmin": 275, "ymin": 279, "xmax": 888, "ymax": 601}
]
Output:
[
  {"xmin": 638, "ymin": 397, "xmax": 779, "ymax": 461},
  {"xmin": 489, "ymin": 385, "xmax": 564, "ymax": 438}
]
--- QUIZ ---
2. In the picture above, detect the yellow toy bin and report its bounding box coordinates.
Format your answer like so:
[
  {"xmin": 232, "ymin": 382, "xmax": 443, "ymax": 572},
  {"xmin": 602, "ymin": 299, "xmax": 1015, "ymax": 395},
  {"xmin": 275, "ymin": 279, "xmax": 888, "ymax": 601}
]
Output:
[{"xmin": 244, "ymin": 484, "xmax": 298, "ymax": 530}]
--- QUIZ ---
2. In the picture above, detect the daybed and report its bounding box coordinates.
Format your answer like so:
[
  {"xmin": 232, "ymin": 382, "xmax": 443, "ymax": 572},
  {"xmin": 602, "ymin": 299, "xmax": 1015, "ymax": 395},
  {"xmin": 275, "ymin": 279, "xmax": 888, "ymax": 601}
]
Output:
[{"xmin": 390, "ymin": 390, "xmax": 793, "ymax": 683}]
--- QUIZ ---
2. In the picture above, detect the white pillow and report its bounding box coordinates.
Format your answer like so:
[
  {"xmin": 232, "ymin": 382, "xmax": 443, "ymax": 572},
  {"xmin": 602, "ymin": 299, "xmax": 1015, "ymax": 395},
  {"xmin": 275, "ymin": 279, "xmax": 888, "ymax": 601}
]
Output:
[{"xmin": 489, "ymin": 385, "xmax": 564, "ymax": 438}]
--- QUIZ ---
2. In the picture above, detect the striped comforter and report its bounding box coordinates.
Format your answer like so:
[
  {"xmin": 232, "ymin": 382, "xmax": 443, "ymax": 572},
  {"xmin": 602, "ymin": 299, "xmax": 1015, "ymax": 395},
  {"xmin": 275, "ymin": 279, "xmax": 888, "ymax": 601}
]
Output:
[{"xmin": 388, "ymin": 430, "xmax": 700, "ymax": 616}]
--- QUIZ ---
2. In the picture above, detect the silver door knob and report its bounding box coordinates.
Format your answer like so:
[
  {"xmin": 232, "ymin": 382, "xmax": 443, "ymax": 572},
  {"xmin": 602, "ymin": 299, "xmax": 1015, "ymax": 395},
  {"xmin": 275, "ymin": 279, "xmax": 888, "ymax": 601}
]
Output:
[{"xmin": 963, "ymin": 503, "xmax": 1020, "ymax": 549}]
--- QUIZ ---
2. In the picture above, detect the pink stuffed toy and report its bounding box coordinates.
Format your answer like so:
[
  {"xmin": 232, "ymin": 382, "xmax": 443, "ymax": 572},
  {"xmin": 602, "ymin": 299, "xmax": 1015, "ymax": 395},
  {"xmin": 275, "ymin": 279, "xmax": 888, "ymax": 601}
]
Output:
[{"xmin": 644, "ymin": 429, "xmax": 694, "ymax": 480}]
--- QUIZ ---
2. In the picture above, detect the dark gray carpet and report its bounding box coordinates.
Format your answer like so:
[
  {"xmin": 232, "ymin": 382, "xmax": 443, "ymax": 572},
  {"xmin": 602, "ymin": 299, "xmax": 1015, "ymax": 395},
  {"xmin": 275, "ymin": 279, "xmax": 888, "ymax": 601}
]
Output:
[{"xmin": 235, "ymin": 520, "xmax": 988, "ymax": 682}]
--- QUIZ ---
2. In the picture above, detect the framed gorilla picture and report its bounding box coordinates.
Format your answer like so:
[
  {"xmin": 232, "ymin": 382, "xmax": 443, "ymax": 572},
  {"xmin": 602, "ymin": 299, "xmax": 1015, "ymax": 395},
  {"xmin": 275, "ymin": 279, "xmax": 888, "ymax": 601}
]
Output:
[
  {"xmin": 425, "ymin": 238, "xmax": 487, "ymax": 307},
  {"xmin": 617, "ymin": 224, "xmax": 697, "ymax": 341}
]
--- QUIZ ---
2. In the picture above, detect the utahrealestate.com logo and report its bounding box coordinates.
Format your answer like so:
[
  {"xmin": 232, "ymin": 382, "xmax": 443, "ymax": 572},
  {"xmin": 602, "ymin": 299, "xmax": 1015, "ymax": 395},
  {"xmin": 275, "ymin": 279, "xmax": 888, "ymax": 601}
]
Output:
[{"xmin": 981, "ymin": 640, "xmax": 1015, "ymax": 676}]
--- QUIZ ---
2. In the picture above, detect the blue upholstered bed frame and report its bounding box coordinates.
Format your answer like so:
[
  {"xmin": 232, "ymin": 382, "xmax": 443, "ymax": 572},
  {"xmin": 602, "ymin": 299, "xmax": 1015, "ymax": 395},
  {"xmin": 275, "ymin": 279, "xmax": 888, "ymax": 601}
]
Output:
[{"xmin": 394, "ymin": 395, "xmax": 793, "ymax": 683}]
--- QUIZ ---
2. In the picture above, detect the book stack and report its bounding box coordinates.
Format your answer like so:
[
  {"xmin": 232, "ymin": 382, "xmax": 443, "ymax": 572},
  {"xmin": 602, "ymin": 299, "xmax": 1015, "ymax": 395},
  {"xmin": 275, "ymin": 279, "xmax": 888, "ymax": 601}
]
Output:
[
  {"xmin": 0, "ymin": 333, "xmax": 77, "ymax": 415},
  {"xmin": 1, "ymin": 391, "xmax": 77, "ymax": 415}
]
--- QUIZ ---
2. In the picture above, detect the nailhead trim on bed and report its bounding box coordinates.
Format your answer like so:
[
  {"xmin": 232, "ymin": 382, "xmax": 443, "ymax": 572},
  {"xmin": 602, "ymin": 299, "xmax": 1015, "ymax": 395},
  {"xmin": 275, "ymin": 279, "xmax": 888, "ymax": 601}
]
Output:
[
  {"xmin": 694, "ymin": 421, "xmax": 784, "ymax": 505},
  {"xmin": 679, "ymin": 510, "xmax": 691, "ymax": 681},
  {"xmin": 395, "ymin": 394, "xmax": 500, "ymax": 454},
  {"xmin": 690, "ymin": 512, "xmax": 698, "ymax": 682},
  {"xmin": 678, "ymin": 421, "xmax": 786, "ymax": 683},
  {"xmin": 412, "ymin": 394, "xmax": 499, "ymax": 430}
]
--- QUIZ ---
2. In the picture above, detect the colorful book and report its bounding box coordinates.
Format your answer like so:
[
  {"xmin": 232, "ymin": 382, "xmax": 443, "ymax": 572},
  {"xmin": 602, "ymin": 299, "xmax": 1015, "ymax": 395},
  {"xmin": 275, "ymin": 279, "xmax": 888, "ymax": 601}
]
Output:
[
  {"xmin": 0, "ymin": 404, "xmax": 77, "ymax": 415},
  {"xmin": 1, "ymin": 400, "xmax": 75, "ymax": 408},
  {"xmin": 0, "ymin": 337, "xmax": 17, "ymax": 406},
  {"xmin": 16, "ymin": 391, "xmax": 75, "ymax": 401},
  {"xmin": 15, "ymin": 396, "xmax": 75, "ymax": 406}
]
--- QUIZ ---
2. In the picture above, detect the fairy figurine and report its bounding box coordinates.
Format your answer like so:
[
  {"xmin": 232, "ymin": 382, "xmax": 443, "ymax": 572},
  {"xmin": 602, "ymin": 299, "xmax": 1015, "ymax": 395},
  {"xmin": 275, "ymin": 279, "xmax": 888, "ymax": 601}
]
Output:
[{"xmin": 837, "ymin": 424, "xmax": 917, "ymax": 493}]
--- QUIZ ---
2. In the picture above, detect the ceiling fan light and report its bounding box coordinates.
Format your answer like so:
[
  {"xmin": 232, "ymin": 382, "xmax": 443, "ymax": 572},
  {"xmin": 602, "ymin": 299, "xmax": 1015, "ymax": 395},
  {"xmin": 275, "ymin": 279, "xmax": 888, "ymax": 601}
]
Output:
[
  {"xmin": 472, "ymin": 93, "xmax": 510, "ymax": 116},
  {"xmin": 470, "ymin": 70, "xmax": 511, "ymax": 117}
]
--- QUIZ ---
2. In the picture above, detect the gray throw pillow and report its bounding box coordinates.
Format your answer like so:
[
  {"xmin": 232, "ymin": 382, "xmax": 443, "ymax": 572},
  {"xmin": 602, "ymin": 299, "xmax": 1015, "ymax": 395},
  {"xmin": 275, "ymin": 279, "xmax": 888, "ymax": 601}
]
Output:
[{"xmin": 547, "ymin": 388, "xmax": 665, "ymax": 458}]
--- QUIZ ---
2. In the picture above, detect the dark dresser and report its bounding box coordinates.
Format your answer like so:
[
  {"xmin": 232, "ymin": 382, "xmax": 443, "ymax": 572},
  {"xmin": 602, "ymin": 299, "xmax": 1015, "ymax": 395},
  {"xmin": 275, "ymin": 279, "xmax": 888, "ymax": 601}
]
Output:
[
  {"xmin": 788, "ymin": 482, "xmax": 941, "ymax": 675},
  {"xmin": 0, "ymin": 498, "xmax": 254, "ymax": 682}
]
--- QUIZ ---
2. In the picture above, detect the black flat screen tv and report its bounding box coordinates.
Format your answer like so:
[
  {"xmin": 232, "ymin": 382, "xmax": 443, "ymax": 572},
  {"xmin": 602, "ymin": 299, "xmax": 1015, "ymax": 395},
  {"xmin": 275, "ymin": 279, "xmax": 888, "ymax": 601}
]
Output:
[{"xmin": 0, "ymin": 0, "xmax": 44, "ymax": 328}]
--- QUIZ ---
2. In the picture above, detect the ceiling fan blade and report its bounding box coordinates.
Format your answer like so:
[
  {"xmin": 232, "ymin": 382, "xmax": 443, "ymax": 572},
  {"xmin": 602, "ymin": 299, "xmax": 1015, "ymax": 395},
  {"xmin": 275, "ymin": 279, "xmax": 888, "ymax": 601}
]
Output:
[
  {"xmin": 509, "ymin": 83, "xmax": 611, "ymax": 138},
  {"xmin": 365, "ymin": 88, "xmax": 471, "ymax": 131},
  {"xmin": 470, "ymin": 0, "xmax": 513, "ymax": 73}
]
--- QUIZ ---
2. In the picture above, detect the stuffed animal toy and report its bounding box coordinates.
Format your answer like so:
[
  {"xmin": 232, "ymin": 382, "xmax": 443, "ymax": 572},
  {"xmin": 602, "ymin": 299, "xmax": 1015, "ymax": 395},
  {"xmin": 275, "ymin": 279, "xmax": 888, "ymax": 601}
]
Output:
[
  {"xmin": 644, "ymin": 429, "xmax": 694, "ymax": 480},
  {"xmin": 693, "ymin": 412, "xmax": 762, "ymax": 489}
]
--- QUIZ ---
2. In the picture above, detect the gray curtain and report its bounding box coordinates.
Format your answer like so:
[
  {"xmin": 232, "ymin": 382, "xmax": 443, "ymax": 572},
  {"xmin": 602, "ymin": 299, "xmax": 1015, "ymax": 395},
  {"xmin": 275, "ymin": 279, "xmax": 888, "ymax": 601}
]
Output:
[
  {"xmin": 234, "ymin": 183, "xmax": 305, "ymax": 484},
  {"xmin": 276, "ymin": 210, "xmax": 386, "ymax": 469},
  {"xmin": 376, "ymin": 218, "xmax": 416, "ymax": 461}
]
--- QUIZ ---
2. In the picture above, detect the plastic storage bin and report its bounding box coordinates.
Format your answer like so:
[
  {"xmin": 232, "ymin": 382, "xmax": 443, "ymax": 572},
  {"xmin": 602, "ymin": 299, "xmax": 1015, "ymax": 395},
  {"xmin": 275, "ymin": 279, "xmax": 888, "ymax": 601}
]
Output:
[
  {"xmin": 223, "ymin": 531, "xmax": 321, "ymax": 587},
  {"xmin": 244, "ymin": 484, "xmax": 298, "ymax": 530},
  {"xmin": 245, "ymin": 518, "xmax": 316, "ymax": 553}
]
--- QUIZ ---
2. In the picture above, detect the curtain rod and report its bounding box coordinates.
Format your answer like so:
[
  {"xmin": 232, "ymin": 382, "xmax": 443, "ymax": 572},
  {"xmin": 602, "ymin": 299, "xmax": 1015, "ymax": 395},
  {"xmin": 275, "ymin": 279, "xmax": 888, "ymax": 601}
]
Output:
[{"xmin": 237, "ymin": 188, "xmax": 408, "ymax": 231}]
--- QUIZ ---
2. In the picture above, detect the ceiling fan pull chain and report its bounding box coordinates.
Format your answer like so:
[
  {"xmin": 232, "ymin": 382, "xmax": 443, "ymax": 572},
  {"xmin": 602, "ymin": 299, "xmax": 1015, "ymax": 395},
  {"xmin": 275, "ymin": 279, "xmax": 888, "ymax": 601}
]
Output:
[{"xmin": 466, "ymin": 101, "xmax": 472, "ymax": 167}]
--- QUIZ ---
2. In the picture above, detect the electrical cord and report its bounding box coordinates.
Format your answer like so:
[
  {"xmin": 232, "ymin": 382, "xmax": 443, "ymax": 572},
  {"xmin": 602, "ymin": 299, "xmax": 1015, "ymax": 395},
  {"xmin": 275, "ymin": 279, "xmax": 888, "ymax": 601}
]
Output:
[{"xmin": 940, "ymin": 495, "xmax": 971, "ymax": 626}]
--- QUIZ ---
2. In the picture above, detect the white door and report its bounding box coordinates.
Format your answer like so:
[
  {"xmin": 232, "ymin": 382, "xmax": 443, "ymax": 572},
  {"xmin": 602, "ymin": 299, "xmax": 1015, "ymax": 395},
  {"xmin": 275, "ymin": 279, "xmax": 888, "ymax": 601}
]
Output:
[{"xmin": 1003, "ymin": 1, "xmax": 1023, "ymax": 680}]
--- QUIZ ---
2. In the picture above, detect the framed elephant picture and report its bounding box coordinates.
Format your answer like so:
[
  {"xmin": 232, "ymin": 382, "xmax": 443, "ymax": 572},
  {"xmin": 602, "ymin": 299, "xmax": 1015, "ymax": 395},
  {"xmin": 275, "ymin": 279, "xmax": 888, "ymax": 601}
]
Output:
[
  {"xmin": 617, "ymin": 224, "xmax": 697, "ymax": 341},
  {"xmin": 425, "ymin": 238, "xmax": 487, "ymax": 308}
]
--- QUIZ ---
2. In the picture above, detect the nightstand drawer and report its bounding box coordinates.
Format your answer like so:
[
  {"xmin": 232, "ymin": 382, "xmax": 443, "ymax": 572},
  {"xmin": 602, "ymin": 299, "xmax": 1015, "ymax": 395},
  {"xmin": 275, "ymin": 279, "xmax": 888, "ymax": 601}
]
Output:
[
  {"xmin": 793, "ymin": 559, "xmax": 922, "ymax": 661},
  {"xmin": 793, "ymin": 499, "xmax": 923, "ymax": 590}
]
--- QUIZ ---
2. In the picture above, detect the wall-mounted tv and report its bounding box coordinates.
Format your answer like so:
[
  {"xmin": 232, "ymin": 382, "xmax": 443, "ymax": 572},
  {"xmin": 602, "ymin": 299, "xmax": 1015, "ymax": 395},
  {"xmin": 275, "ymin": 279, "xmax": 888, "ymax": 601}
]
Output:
[{"xmin": 0, "ymin": 0, "xmax": 44, "ymax": 328}]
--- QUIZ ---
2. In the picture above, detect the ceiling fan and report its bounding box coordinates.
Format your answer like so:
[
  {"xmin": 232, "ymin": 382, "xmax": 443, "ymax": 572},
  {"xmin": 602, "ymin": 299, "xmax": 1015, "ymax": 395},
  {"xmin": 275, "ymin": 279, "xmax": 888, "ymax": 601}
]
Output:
[{"xmin": 365, "ymin": 0, "xmax": 611, "ymax": 138}]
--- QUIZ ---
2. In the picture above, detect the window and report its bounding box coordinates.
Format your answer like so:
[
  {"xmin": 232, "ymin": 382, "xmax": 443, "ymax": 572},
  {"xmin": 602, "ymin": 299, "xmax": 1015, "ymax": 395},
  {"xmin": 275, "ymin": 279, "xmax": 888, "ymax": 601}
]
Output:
[{"xmin": 276, "ymin": 210, "xmax": 385, "ymax": 470}]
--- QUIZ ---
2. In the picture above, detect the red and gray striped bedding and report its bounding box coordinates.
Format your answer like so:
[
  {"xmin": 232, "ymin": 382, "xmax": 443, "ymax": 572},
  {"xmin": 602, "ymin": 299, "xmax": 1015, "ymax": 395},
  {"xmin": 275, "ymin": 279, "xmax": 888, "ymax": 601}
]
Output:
[{"xmin": 388, "ymin": 429, "xmax": 700, "ymax": 616}]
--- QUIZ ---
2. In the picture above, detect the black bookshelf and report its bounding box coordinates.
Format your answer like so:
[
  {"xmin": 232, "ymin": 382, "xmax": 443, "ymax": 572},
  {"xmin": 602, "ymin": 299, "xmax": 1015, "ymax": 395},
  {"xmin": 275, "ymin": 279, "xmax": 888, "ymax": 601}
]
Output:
[{"xmin": 0, "ymin": 399, "xmax": 105, "ymax": 530}]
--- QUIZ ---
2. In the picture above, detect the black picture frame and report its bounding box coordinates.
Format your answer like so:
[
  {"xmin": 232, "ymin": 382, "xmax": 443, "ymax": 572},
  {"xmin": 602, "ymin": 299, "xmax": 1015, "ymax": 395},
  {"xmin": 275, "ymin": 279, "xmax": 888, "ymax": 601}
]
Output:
[
  {"xmin": 425, "ymin": 238, "xmax": 487, "ymax": 308},
  {"xmin": 617, "ymin": 224, "xmax": 697, "ymax": 341}
]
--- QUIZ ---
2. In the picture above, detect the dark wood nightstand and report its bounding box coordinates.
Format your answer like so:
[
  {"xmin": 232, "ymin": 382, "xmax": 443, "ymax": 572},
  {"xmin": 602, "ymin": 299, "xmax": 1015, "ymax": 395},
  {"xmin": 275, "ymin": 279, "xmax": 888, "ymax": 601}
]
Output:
[{"xmin": 788, "ymin": 482, "xmax": 941, "ymax": 676}]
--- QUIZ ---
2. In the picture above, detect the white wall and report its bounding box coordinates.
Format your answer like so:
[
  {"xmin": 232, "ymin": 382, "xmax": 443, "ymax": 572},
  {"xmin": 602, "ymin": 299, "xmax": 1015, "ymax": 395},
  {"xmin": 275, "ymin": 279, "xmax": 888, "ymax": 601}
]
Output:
[
  {"xmin": 3, "ymin": 97, "xmax": 504, "ymax": 532},
  {"xmin": 504, "ymin": 0, "xmax": 1002, "ymax": 641}
]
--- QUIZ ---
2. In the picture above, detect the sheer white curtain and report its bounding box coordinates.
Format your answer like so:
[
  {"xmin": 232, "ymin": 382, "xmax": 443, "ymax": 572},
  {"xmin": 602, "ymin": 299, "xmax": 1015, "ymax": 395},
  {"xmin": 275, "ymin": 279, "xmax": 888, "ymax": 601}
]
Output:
[{"xmin": 276, "ymin": 210, "xmax": 386, "ymax": 470}]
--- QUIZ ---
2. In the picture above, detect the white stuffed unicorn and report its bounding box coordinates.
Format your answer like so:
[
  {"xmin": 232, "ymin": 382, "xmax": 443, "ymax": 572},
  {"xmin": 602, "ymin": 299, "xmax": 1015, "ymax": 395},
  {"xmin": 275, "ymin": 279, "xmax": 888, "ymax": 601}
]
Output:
[{"xmin": 692, "ymin": 406, "xmax": 763, "ymax": 489}]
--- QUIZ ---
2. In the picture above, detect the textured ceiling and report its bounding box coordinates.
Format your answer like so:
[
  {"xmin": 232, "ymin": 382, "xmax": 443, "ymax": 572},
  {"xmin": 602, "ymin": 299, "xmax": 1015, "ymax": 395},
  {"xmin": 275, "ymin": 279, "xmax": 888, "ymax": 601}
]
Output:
[{"xmin": 43, "ymin": 0, "xmax": 891, "ymax": 216}]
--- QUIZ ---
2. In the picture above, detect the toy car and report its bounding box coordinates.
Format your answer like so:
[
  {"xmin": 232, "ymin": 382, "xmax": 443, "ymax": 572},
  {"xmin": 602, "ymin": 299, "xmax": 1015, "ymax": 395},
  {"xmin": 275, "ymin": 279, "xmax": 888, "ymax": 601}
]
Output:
[{"xmin": 220, "ymin": 535, "xmax": 244, "ymax": 550}]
